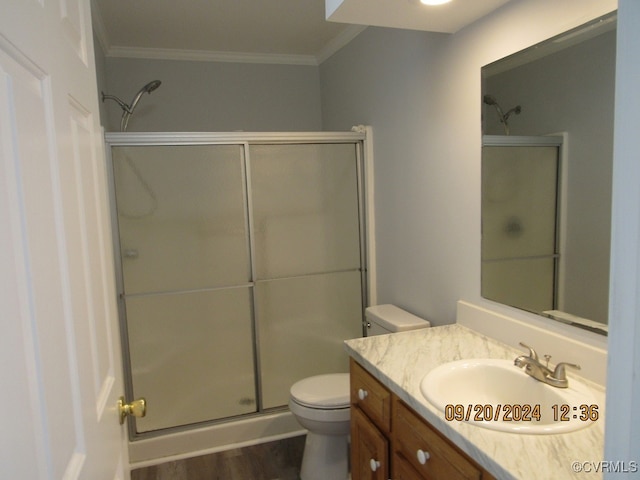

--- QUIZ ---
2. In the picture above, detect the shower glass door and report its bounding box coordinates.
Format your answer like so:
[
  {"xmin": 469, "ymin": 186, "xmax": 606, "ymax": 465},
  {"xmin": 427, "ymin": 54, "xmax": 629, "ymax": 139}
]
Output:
[
  {"xmin": 481, "ymin": 142, "xmax": 560, "ymax": 313},
  {"xmin": 108, "ymin": 134, "xmax": 367, "ymax": 436},
  {"xmin": 250, "ymin": 144, "xmax": 363, "ymax": 409},
  {"xmin": 112, "ymin": 145, "xmax": 256, "ymax": 432}
]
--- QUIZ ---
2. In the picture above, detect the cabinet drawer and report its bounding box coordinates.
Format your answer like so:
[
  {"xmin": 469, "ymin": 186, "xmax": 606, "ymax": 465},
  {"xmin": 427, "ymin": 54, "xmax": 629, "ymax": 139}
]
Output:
[
  {"xmin": 350, "ymin": 359, "xmax": 391, "ymax": 434},
  {"xmin": 392, "ymin": 397, "xmax": 482, "ymax": 480}
]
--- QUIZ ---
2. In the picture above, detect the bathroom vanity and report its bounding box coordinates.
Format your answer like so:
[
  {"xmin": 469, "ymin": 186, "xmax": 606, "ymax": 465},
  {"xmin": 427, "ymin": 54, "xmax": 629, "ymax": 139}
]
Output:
[
  {"xmin": 351, "ymin": 358, "xmax": 496, "ymax": 479},
  {"xmin": 345, "ymin": 325, "xmax": 605, "ymax": 479}
]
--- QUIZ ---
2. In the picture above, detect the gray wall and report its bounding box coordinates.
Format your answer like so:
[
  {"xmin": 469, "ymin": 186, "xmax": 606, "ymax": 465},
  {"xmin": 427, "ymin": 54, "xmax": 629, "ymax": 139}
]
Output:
[
  {"xmin": 605, "ymin": 0, "xmax": 640, "ymax": 463},
  {"xmin": 321, "ymin": 27, "xmax": 457, "ymax": 324},
  {"xmin": 102, "ymin": 57, "xmax": 322, "ymax": 132}
]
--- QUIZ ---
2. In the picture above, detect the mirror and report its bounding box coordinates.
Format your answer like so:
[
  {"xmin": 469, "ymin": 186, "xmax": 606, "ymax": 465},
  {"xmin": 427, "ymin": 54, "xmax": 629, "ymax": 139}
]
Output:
[{"xmin": 481, "ymin": 12, "xmax": 616, "ymax": 335}]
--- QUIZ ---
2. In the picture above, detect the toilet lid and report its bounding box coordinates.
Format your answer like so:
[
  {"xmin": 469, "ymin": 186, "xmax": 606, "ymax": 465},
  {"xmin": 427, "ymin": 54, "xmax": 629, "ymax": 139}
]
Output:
[{"xmin": 290, "ymin": 373, "xmax": 350, "ymax": 409}]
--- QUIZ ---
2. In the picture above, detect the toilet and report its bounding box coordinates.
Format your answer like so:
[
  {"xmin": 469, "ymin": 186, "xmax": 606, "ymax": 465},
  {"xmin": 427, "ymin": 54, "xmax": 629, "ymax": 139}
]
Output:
[{"xmin": 289, "ymin": 304, "xmax": 430, "ymax": 480}]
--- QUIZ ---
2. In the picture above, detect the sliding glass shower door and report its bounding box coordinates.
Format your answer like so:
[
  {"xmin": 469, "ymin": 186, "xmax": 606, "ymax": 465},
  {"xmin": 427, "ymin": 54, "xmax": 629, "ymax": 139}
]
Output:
[
  {"xmin": 108, "ymin": 134, "xmax": 366, "ymax": 435},
  {"xmin": 112, "ymin": 145, "xmax": 256, "ymax": 432},
  {"xmin": 481, "ymin": 141, "xmax": 560, "ymax": 313},
  {"xmin": 250, "ymin": 144, "xmax": 363, "ymax": 409}
]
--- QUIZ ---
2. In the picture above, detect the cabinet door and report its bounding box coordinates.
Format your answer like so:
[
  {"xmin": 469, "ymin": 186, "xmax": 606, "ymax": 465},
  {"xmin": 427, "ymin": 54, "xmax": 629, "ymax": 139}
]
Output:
[
  {"xmin": 392, "ymin": 397, "xmax": 482, "ymax": 480},
  {"xmin": 393, "ymin": 452, "xmax": 427, "ymax": 480},
  {"xmin": 351, "ymin": 406, "xmax": 389, "ymax": 480}
]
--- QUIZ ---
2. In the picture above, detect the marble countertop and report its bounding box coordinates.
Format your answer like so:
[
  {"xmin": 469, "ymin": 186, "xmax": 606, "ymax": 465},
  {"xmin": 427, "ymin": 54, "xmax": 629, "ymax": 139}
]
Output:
[{"xmin": 344, "ymin": 324, "xmax": 605, "ymax": 480}]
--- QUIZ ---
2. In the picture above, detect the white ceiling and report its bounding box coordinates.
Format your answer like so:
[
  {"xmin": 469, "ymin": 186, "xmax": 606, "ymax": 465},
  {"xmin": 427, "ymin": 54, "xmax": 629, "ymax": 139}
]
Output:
[
  {"xmin": 91, "ymin": 0, "xmax": 512, "ymax": 65},
  {"xmin": 327, "ymin": 0, "xmax": 512, "ymax": 33}
]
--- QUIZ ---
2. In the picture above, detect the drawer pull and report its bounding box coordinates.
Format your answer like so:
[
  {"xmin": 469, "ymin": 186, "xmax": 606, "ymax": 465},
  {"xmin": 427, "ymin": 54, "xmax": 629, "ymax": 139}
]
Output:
[
  {"xmin": 370, "ymin": 458, "xmax": 381, "ymax": 472},
  {"xmin": 358, "ymin": 388, "xmax": 368, "ymax": 400},
  {"xmin": 417, "ymin": 449, "xmax": 431, "ymax": 464}
]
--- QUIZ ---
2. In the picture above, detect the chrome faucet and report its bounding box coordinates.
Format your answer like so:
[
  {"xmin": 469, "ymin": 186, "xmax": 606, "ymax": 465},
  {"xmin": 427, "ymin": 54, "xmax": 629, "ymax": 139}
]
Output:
[{"xmin": 514, "ymin": 342, "xmax": 580, "ymax": 388}]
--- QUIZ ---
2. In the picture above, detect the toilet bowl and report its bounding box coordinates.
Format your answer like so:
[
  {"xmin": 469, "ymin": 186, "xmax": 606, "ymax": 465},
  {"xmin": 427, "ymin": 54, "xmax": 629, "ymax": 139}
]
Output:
[
  {"xmin": 289, "ymin": 374, "xmax": 351, "ymax": 480},
  {"xmin": 289, "ymin": 304, "xmax": 430, "ymax": 480}
]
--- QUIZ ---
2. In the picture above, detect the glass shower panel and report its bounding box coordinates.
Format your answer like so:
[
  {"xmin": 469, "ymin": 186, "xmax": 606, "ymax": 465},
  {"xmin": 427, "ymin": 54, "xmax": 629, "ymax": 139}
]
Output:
[
  {"xmin": 250, "ymin": 143, "xmax": 363, "ymax": 409},
  {"xmin": 126, "ymin": 288, "xmax": 256, "ymax": 432},
  {"xmin": 482, "ymin": 258, "xmax": 556, "ymax": 313},
  {"xmin": 249, "ymin": 144, "xmax": 361, "ymax": 279},
  {"xmin": 112, "ymin": 145, "xmax": 250, "ymax": 294},
  {"xmin": 482, "ymin": 146, "xmax": 558, "ymax": 259},
  {"xmin": 111, "ymin": 144, "xmax": 256, "ymax": 432},
  {"xmin": 257, "ymin": 271, "xmax": 363, "ymax": 409},
  {"xmin": 482, "ymin": 145, "xmax": 559, "ymax": 311}
]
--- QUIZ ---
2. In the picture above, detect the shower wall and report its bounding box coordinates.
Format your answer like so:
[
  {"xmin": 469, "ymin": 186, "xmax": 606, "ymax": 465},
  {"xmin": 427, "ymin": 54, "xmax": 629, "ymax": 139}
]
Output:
[
  {"xmin": 102, "ymin": 57, "xmax": 322, "ymax": 132},
  {"xmin": 107, "ymin": 133, "xmax": 366, "ymax": 435}
]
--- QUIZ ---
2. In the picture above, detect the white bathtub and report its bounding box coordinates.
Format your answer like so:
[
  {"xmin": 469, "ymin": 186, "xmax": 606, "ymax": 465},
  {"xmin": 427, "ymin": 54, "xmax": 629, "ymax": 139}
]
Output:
[{"xmin": 129, "ymin": 410, "xmax": 305, "ymax": 468}]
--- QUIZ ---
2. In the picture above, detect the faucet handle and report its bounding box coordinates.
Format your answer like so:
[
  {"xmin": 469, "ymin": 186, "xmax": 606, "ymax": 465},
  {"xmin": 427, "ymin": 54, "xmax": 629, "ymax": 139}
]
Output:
[
  {"xmin": 518, "ymin": 342, "xmax": 539, "ymax": 361},
  {"xmin": 551, "ymin": 362, "xmax": 581, "ymax": 381}
]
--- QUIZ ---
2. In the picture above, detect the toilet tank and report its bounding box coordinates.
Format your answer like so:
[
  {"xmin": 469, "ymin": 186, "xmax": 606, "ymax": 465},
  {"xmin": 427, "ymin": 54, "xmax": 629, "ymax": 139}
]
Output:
[{"xmin": 365, "ymin": 304, "xmax": 430, "ymax": 336}]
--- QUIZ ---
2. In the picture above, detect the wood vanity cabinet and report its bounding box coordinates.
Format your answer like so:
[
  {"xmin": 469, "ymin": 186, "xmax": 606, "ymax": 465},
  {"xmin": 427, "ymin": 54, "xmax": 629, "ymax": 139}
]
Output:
[
  {"xmin": 350, "ymin": 358, "xmax": 392, "ymax": 479},
  {"xmin": 350, "ymin": 359, "xmax": 496, "ymax": 480}
]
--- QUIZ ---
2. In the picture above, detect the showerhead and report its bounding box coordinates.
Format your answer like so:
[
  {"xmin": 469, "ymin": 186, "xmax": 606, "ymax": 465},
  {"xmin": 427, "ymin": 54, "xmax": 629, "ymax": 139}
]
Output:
[
  {"xmin": 129, "ymin": 80, "xmax": 162, "ymax": 112},
  {"xmin": 483, "ymin": 94, "xmax": 521, "ymax": 135},
  {"xmin": 143, "ymin": 80, "xmax": 162, "ymax": 94},
  {"xmin": 483, "ymin": 94, "xmax": 498, "ymax": 106},
  {"xmin": 503, "ymin": 105, "xmax": 522, "ymax": 121},
  {"xmin": 101, "ymin": 80, "xmax": 162, "ymax": 131}
]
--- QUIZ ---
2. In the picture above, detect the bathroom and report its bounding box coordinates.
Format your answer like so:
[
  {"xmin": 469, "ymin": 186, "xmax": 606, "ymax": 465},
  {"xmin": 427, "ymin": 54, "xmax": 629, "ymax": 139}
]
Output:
[
  {"xmin": 93, "ymin": 0, "xmax": 629, "ymax": 476},
  {"xmin": 2, "ymin": 0, "xmax": 638, "ymax": 478}
]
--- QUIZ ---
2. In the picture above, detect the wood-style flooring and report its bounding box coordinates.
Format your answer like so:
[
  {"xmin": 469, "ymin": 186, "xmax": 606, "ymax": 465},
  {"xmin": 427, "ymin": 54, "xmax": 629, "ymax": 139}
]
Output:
[{"xmin": 131, "ymin": 435, "xmax": 305, "ymax": 480}]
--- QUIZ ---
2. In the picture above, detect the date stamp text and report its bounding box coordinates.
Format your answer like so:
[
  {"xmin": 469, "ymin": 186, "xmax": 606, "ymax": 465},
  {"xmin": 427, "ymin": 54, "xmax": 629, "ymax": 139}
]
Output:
[{"xmin": 444, "ymin": 403, "xmax": 599, "ymax": 422}]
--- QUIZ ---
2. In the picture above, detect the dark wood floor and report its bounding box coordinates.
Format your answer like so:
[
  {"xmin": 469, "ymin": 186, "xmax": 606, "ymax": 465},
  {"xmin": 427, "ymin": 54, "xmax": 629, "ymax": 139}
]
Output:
[{"xmin": 131, "ymin": 435, "xmax": 305, "ymax": 480}]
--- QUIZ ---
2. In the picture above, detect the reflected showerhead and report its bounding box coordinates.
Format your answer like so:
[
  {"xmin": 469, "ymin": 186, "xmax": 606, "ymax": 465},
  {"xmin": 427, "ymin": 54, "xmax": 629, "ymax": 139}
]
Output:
[
  {"xmin": 503, "ymin": 105, "xmax": 522, "ymax": 122},
  {"xmin": 483, "ymin": 94, "xmax": 498, "ymax": 106},
  {"xmin": 483, "ymin": 93, "xmax": 521, "ymax": 135},
  {"xmin": 101, "ymin": 80, "xmax": 162, "ymax": 131}
]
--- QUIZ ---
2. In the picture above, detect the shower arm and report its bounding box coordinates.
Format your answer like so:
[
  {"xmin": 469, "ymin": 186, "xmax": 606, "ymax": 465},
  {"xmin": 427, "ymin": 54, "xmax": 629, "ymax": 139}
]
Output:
[
  {"xmin": 101, "ymin": 92, "xmax": 133, "ymax": 114},
  {"xmin": 100, "ymin": 92, "xmax": 136, "ymax": 131}
]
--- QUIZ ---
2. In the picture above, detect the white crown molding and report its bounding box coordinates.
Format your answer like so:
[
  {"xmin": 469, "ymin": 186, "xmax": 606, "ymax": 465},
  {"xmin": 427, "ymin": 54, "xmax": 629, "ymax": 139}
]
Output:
[
  {"xmin": 105, "ymin": 46, "xmax": 320, "ymax": 66},
  {"xmin": 316, "ymin": 24, "xmax": 367, "ymax": 64},
  {"xmin": 92, "ymin": 0, "xmax": 364, "ymax": 66}
]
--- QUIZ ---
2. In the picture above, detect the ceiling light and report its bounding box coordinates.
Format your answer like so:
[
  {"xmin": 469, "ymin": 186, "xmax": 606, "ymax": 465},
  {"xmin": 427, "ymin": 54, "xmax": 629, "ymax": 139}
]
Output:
[{"xmin": 420, "ymin": 0, "xmax": 452, "ymax": 5}]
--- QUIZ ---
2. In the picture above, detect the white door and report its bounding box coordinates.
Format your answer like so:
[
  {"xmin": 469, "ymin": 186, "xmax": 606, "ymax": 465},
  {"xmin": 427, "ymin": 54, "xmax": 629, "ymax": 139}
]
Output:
[{"xmin": 0, "ymin": 1, "xmax": 127, "ymax": 479}]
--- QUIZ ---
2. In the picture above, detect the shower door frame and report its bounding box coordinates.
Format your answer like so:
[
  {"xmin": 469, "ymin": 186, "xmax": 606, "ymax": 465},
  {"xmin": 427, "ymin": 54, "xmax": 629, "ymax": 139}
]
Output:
[{"xmin": 104, "ymin": 131, "xmax": 372, "ymax": 440}]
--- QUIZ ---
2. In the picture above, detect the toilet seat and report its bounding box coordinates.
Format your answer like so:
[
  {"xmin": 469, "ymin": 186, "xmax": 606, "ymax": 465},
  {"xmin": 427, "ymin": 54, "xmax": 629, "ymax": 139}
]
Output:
[{"xmin": 290, "ymin": 373, "xmax": 350, "ymax": 409}]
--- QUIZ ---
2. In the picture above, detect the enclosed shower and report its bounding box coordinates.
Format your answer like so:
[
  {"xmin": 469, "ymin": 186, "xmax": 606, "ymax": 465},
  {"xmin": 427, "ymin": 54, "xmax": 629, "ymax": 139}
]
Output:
[{"xmin": 105, "ymin": 131, "xmax": 368, "ymax": 441}]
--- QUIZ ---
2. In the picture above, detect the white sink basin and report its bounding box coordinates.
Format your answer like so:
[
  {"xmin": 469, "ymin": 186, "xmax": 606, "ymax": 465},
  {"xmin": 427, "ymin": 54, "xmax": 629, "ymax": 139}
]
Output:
[{"xmin": 420, "ymin": 359, "xmax": 598, "ymax": 434}]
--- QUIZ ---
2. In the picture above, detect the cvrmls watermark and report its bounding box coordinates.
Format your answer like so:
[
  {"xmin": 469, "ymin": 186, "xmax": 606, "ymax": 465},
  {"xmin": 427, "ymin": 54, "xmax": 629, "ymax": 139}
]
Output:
[{"xmin": 572, "ymin": 461, "xmax": 639, "ymax": 474}]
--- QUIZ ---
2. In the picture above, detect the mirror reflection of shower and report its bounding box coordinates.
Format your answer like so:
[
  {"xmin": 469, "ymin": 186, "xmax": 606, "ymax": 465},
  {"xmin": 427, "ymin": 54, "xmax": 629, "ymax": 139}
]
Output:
[
  {"xmin": 101, "ymin": 80, "xmax": 161, "ymax": 132},
  {"xmin": 483, "ymin": 94, "xmax": 521, "ymax": 135}
]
